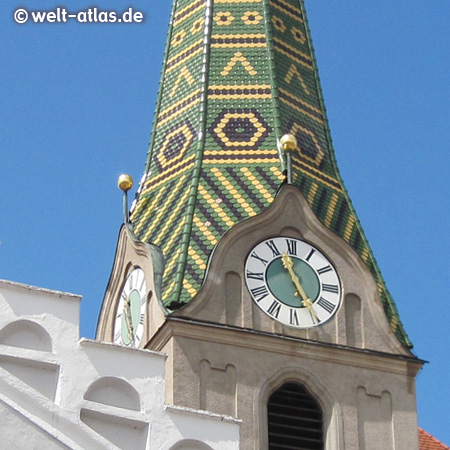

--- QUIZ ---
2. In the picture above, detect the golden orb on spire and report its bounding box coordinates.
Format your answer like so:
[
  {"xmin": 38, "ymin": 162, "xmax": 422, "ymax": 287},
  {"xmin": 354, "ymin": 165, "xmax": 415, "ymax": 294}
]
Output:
[
  {"xmin": 118, "ymin": 174, "xmax": 133, "ymax": 192},
  {"xmin": 280, "ymin": 134, "xmax": 297, "ymax": 152}
]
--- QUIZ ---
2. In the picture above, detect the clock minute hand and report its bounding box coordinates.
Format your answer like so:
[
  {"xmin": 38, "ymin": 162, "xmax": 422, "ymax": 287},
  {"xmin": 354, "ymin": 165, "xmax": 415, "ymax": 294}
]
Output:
[
  {"xmin": 281, "ymin": 253, "xmax": 319, "ymax": 324},
  {"xmin": 281, "ymin": 254, "xmax": 306, "ymax": 297}
]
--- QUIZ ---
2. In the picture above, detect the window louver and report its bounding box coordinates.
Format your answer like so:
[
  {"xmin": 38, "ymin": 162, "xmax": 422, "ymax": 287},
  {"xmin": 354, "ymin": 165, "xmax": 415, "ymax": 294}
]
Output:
[{"xmin": 268, "ymin": 382, "xmax": 323, "ymax": 450}]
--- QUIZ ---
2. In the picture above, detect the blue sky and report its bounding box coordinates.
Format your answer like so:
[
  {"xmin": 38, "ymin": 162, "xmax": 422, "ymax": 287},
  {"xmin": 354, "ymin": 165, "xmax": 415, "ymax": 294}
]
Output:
[{"xmin": 1, "ymin": 0, "xmax": 449, "ymax": 444}]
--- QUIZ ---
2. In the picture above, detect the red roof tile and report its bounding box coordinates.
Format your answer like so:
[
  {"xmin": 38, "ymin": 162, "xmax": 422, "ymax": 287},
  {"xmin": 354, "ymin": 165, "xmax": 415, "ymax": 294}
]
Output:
[{"xmin": 419, "ymin": 428, "xmax": 450, "ymax": 450}]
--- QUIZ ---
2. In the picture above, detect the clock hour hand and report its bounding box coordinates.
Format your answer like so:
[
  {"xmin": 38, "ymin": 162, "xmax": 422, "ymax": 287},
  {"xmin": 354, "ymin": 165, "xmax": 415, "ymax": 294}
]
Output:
[
  {"xmin": 281, "ymin": 253, "xmax": 319, "ymax": 324},
  {"xmin": 124, "ymin": 296, "xmax": 135, "ymax": 345}
]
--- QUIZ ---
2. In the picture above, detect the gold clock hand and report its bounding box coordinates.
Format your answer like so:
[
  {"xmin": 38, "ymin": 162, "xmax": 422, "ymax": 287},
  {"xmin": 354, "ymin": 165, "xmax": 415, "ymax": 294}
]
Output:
[
  {"xmin": 281, "ymin": 253, "xmax": 319, "ymax": 324},
  {"xmin": 281, "ymin": 254, "xmax": 307, "ymax": 298},
  {"xmin": 124, "ymin": 296, "xmax": 135, "ymax": 345},
  {"xmin": 301, "ymin": 297, "xmax": 319, "ymax": 324}
]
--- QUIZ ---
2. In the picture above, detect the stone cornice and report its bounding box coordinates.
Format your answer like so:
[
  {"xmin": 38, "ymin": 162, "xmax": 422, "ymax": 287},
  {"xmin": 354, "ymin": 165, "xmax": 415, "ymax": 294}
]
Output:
[{"xmin": 149, "ymin": 317, "xmax": 424, "ymax": 376}]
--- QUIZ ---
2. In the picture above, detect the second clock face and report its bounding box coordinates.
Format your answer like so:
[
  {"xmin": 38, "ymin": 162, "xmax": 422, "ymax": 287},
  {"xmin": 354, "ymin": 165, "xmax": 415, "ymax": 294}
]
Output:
[
  {"xmin": 114, "ymin": 268, "xmax": 147, "ymax": 347},
  {"xmin": 245, "ymin": 237, "xmax": 341, "ymax": 328}
]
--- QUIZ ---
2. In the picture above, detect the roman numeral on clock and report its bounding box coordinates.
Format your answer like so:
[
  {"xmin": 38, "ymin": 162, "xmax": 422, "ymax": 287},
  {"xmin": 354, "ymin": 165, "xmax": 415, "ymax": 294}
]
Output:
[
  {"xmin": 317, "ymin": 265, "xmax": 332, "ymax": 275},
  {"xmin": 251, "ymin": 251, "xmax": 268, "ymax": 266},
  {"xmin": 246, "ymin": 270, "xmax": 264, "ymax": 281},
  {"xmin": 267, "ymin": 301, "xmax": 281, "ymax": 318},
  {"xmin": 266, "ymin": 240, "xmax": 281, "ymax": 257},
  {"xmin": 286, "ymin": 239, "xmax": 298, "ymax": 256},
  {"xmin": 290, "ymin": 308, "xmax": 299, "ymax": 325},
  {"xmin": 317, "ymin": 297, "xmax": 335, "ymax": 314},
  {"xmin": 322, "ymin": 283, "xmax": 339, "ymax": 294},
  {"xmin": 305, "ymin": 248, "xmax": 315, "ymax": 261},
  {"xmin": 139, "ymin": 277, "xmax": 145, "ymax": 293},
  {"xmin": 251, "ymin": 285, "xmax": 269, "ymax": 302}
]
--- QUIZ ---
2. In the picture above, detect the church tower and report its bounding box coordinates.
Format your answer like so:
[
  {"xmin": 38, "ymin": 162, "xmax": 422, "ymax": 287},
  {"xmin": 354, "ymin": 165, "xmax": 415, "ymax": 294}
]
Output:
[{"xmin": 98, "ymin": 0, "xmax": 423, "ymax": 448}]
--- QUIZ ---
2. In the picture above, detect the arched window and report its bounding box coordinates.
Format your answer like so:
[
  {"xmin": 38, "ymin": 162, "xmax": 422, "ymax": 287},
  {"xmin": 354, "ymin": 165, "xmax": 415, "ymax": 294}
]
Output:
[{"xmin": 267, "ymin": 382, "xmax": 323, "ymax": 450}]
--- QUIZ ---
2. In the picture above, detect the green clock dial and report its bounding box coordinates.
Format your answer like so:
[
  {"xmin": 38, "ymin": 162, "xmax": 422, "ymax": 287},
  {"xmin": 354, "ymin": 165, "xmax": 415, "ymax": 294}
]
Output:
[
  {"xmin": 245, "ymin": 237, "xmax": 341, "ymax": 328},
  {"xmin": 266, "ymin": 258, "xmax": 320, "ymax": 308}
]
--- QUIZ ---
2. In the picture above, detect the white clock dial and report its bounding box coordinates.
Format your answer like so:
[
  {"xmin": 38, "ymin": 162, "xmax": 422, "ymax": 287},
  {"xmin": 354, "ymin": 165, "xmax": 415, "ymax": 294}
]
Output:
[
  {"xmin": 114, "ymin": 268, "xmax": 147, "ymax": 347},
  {"xmin": 245, "ymin": 237, "xmax": 341, "ymax": 328}
]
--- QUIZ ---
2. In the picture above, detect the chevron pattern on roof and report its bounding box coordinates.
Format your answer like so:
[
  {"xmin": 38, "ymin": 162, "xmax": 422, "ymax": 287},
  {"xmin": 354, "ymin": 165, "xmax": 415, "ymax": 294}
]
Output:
[{"xmin": 129, "ymin": 0, "xmax": 412, "ymax": 348}]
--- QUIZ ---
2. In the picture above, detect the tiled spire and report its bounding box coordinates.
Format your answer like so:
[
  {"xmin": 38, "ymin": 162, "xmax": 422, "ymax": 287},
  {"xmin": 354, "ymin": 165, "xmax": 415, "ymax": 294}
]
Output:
[{"xmin": 130, "ymin": 0, "xmax": 412, "ymax": 348}]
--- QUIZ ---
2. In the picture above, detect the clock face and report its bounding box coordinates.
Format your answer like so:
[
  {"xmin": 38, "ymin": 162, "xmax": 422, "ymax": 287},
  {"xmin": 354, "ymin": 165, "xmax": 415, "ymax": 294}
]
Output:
[
  {"xmin": 114, "ymin": 268, "xmax": 147, "ymax": 347},
  {"xmin": 245, "ymin": 237, "xmax": 341, "ymax": 328}
]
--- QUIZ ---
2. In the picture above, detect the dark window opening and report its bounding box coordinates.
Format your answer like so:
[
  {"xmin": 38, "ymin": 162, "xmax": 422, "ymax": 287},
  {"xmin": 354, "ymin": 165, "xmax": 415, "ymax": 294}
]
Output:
[{"xmin": 268, "ymin": 382, "xmax": 323, "ymax": 450}]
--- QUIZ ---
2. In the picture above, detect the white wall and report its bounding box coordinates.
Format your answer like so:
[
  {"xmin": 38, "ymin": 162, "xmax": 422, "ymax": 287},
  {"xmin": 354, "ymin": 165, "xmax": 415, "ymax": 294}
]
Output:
[{"xmin": 0, "ymin": 280, "xmax": 240, "ymax": 450}]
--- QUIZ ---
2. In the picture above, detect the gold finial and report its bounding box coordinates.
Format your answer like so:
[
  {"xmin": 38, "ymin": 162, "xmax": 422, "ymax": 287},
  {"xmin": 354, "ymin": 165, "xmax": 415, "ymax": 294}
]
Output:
[
  {"xmin": 279, "ymin": 135, "xmax": 296, "ymax": 184},
  {"xmin": 280, "ymin": 134, "xmax": 297, "ymax": 152},
  {"xmin": 118, "ymin": 174, "xmax": 133, "ymax": 223},
  {"xmin": 118, "ymin": 174, "xmax": 133, "ymax": 192}
]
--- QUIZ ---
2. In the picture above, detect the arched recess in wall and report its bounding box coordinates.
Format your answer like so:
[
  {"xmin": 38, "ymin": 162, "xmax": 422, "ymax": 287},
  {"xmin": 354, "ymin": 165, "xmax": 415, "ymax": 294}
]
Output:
[
  {"xmin": 200, "ymin": 359, "xmax": 237, "ymax": 417},
  {"xmin": 356, "ymin": 387, "xmax": 394, "ymax": 449},
  {"xmin": 279, "ymin": 227, "xmax": 302, "ymax": 239},
  {"xmin": 225, "ymin": 271, "xmax": 241, "ymax": 325},
  {"xmin": 345, "ymin": 293, "xmax": 362, "ymax": 348},
  {"xmin": 84, "ymin": 376, "xmax": 141, "ymax": 411},
  {"xmin": 0, "ymin": 319, "xmax": 52, "ymax": 352},
  {"xmin": 0, "ymin": 319, "xmax": 58, "ymax": 400},
  {"xmin": 169, "ymin": 439, "xmax": 214, "ymax": 450},
  {"xmin": 258, "ymin": 366, "xmax": 343, "ymax": 450}
]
